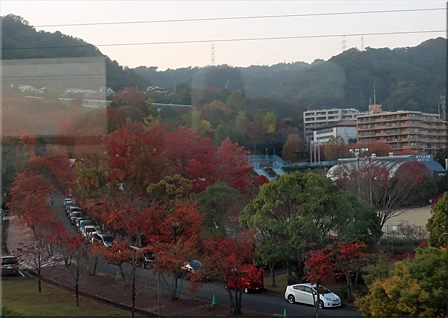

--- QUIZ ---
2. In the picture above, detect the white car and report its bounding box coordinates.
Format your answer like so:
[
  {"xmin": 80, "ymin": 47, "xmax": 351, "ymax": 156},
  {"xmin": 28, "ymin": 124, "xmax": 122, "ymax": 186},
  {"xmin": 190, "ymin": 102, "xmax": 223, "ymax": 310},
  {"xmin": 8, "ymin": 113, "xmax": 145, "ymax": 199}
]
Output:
[
  {"xmin": 284, "ymin": 283, "xmax": 341, "ymax": 309},
  {"xmin": 82, "ymin": 225, "xmax": 98, "ymax": 238}
]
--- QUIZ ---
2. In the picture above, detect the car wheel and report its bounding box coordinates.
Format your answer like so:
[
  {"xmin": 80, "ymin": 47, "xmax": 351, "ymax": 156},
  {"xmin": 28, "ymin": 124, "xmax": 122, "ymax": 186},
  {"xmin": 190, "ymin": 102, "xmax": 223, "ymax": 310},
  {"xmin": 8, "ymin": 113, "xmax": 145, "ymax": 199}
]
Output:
[
  {"xmin": 243, "ymin": 286, "xmax": 249, "ymax": 294},
  {"xmin": 287, "ymin": 295, "xmax": 295, "ymax": 304},
  {"xmin": 318, "ymin": 300, "xmax": 324, "ymax": 309}
]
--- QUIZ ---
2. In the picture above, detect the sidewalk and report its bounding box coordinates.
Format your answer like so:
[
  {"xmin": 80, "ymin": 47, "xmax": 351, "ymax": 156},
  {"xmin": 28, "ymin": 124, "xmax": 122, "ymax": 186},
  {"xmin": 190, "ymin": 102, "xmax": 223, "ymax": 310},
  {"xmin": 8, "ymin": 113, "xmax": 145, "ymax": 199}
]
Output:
[{"xmin": 6, "ymin": 218, "xmax": 266, "ymax": 317}]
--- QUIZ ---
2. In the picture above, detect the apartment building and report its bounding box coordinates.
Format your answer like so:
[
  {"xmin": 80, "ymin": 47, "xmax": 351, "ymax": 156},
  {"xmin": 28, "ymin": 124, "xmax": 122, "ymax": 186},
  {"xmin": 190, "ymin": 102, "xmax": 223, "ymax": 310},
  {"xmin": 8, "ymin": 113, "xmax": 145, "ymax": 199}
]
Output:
[
  {"xmin": 304, "ymin": 108, "xmax": 364, "ymax": 142},
  {"xmin": 357, "ymin": 104, "xmax": 447, "ymax": 155}
]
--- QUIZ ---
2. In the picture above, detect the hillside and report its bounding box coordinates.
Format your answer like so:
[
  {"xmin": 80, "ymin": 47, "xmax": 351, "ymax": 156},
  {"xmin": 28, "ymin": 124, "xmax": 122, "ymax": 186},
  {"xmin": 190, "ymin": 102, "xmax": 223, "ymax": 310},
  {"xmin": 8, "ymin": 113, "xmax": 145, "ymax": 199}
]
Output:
[
  {"xmin": 2, "ymin": 14, "xmax": 445, "ymax": 114},
  {"xmin": 137, "ymin": 39, "xmax": 446, "ymax": 114},
  {"xmin": 1, "ymin": 14, "xmax": 151, "ymax": 91},
  {"xmin": 274, "ymin": 37, "xmax": 446, "ymax": 113}
]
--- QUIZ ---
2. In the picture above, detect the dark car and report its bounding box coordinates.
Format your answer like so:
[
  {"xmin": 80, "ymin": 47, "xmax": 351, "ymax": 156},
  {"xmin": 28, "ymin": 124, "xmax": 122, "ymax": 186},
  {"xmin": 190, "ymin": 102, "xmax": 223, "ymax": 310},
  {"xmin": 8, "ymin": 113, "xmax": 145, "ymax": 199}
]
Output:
[
  {"xmin": 1, "ymin": 256, "xmax": 19, "ymax": 276},
  {"xmin": 180, "ymin": 260, "xmax": 209, "ymax": 281},
  {"xmin": 129, "ymin": 246, "xmax": 155, "ymax": 268},
  {"xmin": 70, "ymin": 211, "xmax": 83, "ymax": 225}
]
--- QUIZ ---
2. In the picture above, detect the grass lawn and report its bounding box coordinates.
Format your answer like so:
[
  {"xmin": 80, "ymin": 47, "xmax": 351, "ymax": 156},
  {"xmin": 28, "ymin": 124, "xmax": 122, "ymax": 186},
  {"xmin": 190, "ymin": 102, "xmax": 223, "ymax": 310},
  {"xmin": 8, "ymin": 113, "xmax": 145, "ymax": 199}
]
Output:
[{"xmin": 2, "ymin": 279, "xmax": 133, "ymax": 316}]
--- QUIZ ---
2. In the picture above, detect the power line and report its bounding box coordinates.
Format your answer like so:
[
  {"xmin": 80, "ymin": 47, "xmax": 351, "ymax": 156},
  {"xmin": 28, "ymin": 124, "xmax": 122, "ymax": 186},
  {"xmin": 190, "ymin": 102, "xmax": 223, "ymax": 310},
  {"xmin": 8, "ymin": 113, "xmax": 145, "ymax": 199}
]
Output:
[
  {"xmin": 2, "ymin": 30, "xmax": 445, "ymax": 51},
  {"xmin": 2, "ymin": 8, "xmax": 445, "ymax": 29}
]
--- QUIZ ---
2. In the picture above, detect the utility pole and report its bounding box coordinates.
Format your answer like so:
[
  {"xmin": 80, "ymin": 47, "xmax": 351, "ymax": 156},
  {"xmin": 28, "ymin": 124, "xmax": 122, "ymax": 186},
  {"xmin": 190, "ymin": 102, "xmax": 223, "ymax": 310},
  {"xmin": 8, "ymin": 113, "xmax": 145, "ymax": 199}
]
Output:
[{"xmin": 211, "ymin": 44, "xmax": 215, "ymax": 66}]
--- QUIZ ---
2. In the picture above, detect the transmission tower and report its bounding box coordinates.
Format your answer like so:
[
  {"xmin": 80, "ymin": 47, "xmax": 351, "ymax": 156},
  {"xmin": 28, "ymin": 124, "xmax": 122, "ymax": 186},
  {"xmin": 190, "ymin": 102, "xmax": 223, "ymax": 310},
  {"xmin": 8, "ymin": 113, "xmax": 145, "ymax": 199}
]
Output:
[
  {"xmin": 342, "ymin": 35, "xmax": 347, "ymax": 51},
  {"xmin": 211, "ymin": 44, "xmax": 215, "ymax": 66},
  {"xmin": 361, "ymin": 36, "xmax": 364, "ymax": 50}
]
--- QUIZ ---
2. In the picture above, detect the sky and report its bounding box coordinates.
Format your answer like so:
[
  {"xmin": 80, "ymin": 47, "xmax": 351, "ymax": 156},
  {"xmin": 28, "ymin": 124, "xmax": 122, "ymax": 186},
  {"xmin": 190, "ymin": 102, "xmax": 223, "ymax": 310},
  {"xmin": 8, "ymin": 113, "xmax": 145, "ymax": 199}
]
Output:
[{"xmin": 1, "ymin": 1, "xmax": 446, "ymax": 71}]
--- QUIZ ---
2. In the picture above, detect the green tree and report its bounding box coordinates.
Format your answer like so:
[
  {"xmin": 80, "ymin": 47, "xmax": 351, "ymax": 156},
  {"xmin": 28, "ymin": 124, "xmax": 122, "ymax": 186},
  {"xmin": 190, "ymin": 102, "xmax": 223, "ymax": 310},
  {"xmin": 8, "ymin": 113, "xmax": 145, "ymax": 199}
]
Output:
[
  {"xmin": 324, "ymin": 135, "xmax": 346, "ymax": 160},
  {"xmin": 355, "ymin": 247, "xmax": 447, "ymax": 317},
  {"xmin": 240, "ymin": 172, "xmax": 378, "ymax": 282},
  {"xmin": 262, "ymin": 111, "xmax": 276, "ymax": 133},
  {"xmin": 235, "ymin": 111, "xmax": 249, "ymax": 133},
  {"xmin": 225, "ymin": 91, "xmax": 246, "ymax": 113},
  {"xmin": 281, "ymin": 134, "xmax": 304, "ymax": 161},
  {"xmin": 195, "ymin": 182, "xmax": 244, "ymax": 236},
  {"xmin": 426, "ymin": 192, "xmax": 447, "ymax": 248}
]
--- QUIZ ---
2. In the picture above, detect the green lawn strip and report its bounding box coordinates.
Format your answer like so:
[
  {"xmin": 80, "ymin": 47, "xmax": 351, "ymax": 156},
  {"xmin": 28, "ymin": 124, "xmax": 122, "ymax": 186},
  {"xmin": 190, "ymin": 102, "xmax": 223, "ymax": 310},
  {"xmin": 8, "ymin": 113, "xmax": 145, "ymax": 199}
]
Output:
[{"xmin": 2, "ymin": 279, "xmax": 131, "ymax": 316}]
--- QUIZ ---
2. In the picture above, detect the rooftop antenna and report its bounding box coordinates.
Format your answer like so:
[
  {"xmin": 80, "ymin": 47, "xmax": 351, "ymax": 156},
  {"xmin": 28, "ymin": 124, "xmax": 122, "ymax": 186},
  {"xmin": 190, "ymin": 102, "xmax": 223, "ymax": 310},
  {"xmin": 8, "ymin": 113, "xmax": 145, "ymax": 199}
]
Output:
[
  {"xmin": 211, "ymin": 44, "xmax": 215, "ymax": 66},
  {"xmin": 373, "ymin": 83, "xmax": 376, "ymax": 105}
]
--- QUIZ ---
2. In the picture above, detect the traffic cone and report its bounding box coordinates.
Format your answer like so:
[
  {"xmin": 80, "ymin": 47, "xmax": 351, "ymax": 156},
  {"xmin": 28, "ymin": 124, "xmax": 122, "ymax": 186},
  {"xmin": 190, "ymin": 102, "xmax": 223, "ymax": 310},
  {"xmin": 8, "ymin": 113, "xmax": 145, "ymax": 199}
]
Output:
[
  {"xmin": 283, "ymin": 308, "xmax": 287, "ymax": 317},
  {"xmin": 212, "ymin": 294, "xmax": 216, "ymax": 305}
]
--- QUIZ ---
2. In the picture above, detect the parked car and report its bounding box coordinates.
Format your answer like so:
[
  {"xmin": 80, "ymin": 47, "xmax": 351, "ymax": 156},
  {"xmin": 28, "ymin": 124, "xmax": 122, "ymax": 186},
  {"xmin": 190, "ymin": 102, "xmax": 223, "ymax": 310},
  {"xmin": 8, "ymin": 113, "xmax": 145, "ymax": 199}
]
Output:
[
  {"xmin": 64, "ymin": 198, "xmax": 74, "ymax": 206},
  {"xmin": 179, "ymin": 260, "xmax": 211, "ymax": 281},
  {"xmin": 1, "ymin": 256, "xmax": 19, "ymax": 276},
  {"xmin": 70, "ymin": 211, "xmax": 83, "ymax": 225},
  {"xmin": 92, "ymin": 233, "xmax": 114, "ymax": 247},
  {"xmin": 82, "ymin": 225, "xmax": 98, "ymax": 237},
  {"xmin": 75, "ymin": 217, "xmax": 87, "ymax": 230},
  {"xmin": 78, "ymin": 219, "xmax": 93, "ymax": 233},
  {"xmin": 66, "ymin": 206, "xmax": 81, "ymax": 217},
  {"xmin": 225, "ymin": 272, "xmax": 264, "ymax": 294},
  {"xmin": 129, "ymin": 246, "xmax": 155, "ymax": 268},
  {"xmin": 284, "ymin": 283, "xmax": 341, "ymax": 308}
]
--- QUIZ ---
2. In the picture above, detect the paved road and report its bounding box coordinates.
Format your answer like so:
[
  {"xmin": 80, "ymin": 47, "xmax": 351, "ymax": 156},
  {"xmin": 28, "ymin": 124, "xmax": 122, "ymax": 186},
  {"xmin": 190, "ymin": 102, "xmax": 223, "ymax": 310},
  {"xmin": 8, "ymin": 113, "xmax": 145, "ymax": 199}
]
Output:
[{"xmin": 52, "ymin": 191, "xmax": 361, "ymax": 317}]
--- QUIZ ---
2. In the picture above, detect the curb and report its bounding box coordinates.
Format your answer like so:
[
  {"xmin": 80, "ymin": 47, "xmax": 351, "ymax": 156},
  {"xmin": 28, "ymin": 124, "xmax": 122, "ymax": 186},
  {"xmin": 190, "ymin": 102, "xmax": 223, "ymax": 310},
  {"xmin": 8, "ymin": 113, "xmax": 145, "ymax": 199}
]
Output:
[{"xmin": 26, "ymin": 268, "xmax": 159, "ymax": 317}]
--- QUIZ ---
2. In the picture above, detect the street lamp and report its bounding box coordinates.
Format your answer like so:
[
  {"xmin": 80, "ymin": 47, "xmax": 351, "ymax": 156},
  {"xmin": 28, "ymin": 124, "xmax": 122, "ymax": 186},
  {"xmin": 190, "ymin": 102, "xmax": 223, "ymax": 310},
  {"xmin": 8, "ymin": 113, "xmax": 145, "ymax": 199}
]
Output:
[{"xmin": 349, "ymin": 148, "xmax": 369, "ymax": 197}]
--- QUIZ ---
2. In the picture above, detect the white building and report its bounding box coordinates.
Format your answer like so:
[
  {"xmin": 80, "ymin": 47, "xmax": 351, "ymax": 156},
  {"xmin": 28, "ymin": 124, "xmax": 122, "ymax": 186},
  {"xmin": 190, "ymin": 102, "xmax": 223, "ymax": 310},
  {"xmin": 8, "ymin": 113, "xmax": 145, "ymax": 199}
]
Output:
[
  {"xmin": 304, "ymin": 108, "xmax": 365, "ymax": 142},
  {"xmin": 312, "ymin": 120, "xmax": 357, "ymax": 145}
]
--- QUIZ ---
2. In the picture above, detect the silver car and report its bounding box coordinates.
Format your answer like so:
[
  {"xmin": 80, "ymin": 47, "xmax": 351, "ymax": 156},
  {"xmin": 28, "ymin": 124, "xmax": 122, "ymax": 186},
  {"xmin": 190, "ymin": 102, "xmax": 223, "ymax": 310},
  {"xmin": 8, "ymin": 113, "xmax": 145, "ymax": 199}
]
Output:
[{"xmin": 284, "ymin": 283, "xmax": 341, "ymax": 308}]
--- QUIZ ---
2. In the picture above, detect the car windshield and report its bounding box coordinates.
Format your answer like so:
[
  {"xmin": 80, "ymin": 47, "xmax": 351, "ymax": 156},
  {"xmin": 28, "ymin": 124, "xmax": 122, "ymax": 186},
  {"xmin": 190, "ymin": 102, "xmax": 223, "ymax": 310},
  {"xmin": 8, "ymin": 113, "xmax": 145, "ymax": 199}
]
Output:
[
  {"xmin": 314, "ymin": 286, "xmax": 331, "ymax": 294},
  {"xmin": 80, "ymin": 220, "xmax": 92, "ymax": 226},
  {"xmin": 103, "ymin": 236, "xmax": 114, "ymax": 243},
  {"xmin": 2, "ymin": 258, "xmax": 17, "ymax": 265},
  {"xmin": 72, "ymin": 212, "xmax": 82, "ymax": 217},
  {"xmin": 85, "ymin": 227, "xmax": 95, "ymax": 233},
  {"xmin": 188, "ymin": 261, "xmax": 202, "ymax": 270}
]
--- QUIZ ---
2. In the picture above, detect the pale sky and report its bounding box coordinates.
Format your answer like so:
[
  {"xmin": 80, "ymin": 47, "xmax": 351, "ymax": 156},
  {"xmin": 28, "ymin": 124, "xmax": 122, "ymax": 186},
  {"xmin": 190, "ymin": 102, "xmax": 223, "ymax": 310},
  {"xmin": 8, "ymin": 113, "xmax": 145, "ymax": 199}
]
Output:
[{"xmin": 1, "ymin": 1, "xmax": 446, "ymax": 71}]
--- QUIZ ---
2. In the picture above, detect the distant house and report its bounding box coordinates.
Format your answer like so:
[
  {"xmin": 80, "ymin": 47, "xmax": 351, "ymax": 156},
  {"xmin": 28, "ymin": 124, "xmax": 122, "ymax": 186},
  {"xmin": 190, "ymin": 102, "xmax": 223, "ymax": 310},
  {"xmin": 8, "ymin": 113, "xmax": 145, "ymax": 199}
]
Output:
[{"xmin": 146, "ymin": 86, "xmax": 169, "ymax": 96}]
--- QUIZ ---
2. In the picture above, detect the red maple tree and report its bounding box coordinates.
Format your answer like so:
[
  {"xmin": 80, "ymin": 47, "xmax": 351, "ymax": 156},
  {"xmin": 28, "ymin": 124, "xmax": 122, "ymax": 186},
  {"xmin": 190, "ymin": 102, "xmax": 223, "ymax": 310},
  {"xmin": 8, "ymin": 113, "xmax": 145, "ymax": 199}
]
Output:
[{"xmin": 202, "ymin": 232, "xmax": 264, "ymax": 315}]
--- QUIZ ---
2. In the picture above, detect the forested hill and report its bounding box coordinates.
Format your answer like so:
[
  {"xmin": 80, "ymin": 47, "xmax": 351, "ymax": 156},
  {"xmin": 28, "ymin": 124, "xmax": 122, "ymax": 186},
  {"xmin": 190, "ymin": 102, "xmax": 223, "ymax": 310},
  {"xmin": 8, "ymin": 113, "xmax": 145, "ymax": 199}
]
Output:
[
  {"xmin": 136, "ymin": 38, "xmax": 446, "ymax": 114},
  {"xmin": 274, "ymin": 37, "xmax": 447, "ymax": 113},
  {"xmin": 1, "ymin": 14, "xmax": 151, "ymax": 91},
  {"xmin": 3, "ymin": 13, "xmax": 445, "ymax": 114}
]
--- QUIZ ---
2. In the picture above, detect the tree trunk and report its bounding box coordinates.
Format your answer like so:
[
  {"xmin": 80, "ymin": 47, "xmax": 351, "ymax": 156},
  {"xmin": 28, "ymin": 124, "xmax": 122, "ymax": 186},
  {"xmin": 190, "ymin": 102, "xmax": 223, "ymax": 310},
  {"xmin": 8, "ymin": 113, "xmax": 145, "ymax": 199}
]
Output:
[
  {"xmin": 270, "ymin": 266, "xmax": 276, "ymax": 286},
  {"xmin": 38, "ymin": 268, "xmax": 42, "ymax": 293},
  {"xmin": 76, "ymin": 280, "xmax": 79, "ymax": 307},
  {"xmin": 354, "ymin": 268, "xmax": 360, "ymax": 290},
  {"xmin": 226, "ymin": 286, "xmax": 235, "ymax": 314},
  {"xmin": 237, "ymin": 288, "xmax": 242, "ymax": 315},
  {"xmin": 119, "ymin": 265, "xmax": 126, "ymax": 282},
  {"xmin": 346, "ymin": 273, "xmax": 353, "ymax": 303},
  {"xmin": 93, "ymin": 257, "xmax": 98, "ymax": 276},
  {"xmin": 132, "ymin": 271, "xmax": 136, "ymax": 318},
  {"xmin": 313, "ymin": 289, "xmax": 320, "ymax": 318}
]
